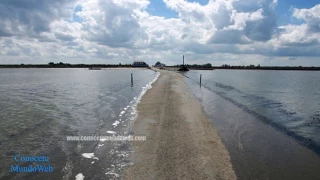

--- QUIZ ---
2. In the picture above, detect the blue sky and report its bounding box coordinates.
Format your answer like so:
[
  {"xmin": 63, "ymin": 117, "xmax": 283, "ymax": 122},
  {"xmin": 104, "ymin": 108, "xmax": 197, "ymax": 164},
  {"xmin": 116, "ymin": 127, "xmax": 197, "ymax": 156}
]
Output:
[
  {"xmin": 146, "ymin": 0, "xmax": 319, "ymax": 24},
  {"xmin": 72, "ymin": 5, "xmax": 83, "ymax": 23},
  {"xmin": 276, "ymin": 0, "xmax": 319, "ymax": 25},
  {"xmin": 146, "ymin": 0, "xmax": 178, "ymax": 18},
  {"xmin": 0, "ymin": 0, "xmax": 320, "ymax": 66}
]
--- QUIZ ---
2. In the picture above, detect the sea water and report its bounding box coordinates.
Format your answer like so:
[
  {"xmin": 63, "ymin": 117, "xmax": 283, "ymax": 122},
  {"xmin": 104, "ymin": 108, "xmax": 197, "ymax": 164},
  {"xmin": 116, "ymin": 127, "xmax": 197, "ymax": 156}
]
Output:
[
  {"xmin": 0, "ymin": 68, "xmax": 159, "ymax": 179},
  {"xmin": 183, "ymin": 70, "xmax": 320, "ymax": 180}
]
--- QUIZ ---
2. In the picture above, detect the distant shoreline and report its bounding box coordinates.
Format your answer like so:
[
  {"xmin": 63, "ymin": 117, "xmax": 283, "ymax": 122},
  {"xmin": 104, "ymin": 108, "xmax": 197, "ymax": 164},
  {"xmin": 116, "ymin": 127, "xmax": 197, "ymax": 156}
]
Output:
[
  {"xmin": 0, "ymin": 64, "xmax": 148, "ymax": 69},
  {"xmin": 164, "ymin": 66, "xmax": 320, "ymax": 71},
  {"xmin": 1, "ymin": 64, "xmax": 320, "ymax": 71}
]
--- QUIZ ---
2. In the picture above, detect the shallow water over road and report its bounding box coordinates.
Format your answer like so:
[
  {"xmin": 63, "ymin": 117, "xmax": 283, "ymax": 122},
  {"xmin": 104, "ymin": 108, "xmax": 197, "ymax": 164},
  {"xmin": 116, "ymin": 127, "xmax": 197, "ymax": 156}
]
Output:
[{"xmin": 184, "ymin": 70, "xmax": 320, "ymax": 180}]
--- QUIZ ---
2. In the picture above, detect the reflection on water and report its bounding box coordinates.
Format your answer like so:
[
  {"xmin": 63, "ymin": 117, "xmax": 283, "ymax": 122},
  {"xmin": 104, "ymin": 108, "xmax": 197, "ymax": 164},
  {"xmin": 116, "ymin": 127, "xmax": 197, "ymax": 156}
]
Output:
[{"xmin": 0, "ymin": 68, "xmax": 158, "ymax": 179}]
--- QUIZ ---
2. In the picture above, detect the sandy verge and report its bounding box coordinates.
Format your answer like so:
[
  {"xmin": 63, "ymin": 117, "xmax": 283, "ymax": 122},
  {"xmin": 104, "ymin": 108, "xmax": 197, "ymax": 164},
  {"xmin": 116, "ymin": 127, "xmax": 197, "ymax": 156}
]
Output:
[{"xmin": 124, "ymin": 70, "xmax": 237, "ymax": 180}]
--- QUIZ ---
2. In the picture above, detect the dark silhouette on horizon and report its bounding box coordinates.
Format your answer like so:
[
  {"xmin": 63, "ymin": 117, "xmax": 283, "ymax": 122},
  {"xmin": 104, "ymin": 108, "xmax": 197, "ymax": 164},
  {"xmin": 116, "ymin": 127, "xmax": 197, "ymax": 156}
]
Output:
[{"xmin": 1, "ymin": 62, "xmax": 320, "ymax": 71}]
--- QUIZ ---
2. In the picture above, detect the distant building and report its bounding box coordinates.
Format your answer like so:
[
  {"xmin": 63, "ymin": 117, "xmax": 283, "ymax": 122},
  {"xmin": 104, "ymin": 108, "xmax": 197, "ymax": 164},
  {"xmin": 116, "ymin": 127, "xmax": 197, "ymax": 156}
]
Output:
[
  {"xmin": 132, "ymin": 60, "xmax": 149, "ymax": 67},
  {"xmin": 154, "ymin": 63, "xmax": 165, "ymax": 70},
  {"xmin": 154, "ymin": 63, "xmax": 165, "ymax": 67}
]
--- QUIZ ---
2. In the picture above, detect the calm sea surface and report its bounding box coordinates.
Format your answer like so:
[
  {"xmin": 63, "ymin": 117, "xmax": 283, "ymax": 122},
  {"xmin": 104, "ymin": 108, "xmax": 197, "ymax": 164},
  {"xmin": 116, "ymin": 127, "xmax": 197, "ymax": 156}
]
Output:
[
  {"xmin": 184, "ymin": 70, "xmax": 320, "ymax": 180},
  {"xmin": 0, "ymin": 68, "xmax": 158, "ymax": 180}
]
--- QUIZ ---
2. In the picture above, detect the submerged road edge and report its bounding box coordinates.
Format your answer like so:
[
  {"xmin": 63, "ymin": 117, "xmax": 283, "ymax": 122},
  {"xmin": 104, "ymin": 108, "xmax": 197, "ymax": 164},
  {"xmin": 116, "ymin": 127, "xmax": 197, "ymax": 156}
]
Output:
[{"xmin": 124, "ymin": 70, "xmax": 237, "ymax": 180}]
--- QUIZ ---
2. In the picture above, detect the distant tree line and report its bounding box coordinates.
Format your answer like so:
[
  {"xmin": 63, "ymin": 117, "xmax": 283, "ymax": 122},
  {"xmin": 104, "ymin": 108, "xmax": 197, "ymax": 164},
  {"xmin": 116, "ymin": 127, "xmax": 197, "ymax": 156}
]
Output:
[
  {"xmin": 221, "ymin": 64, "xmax": 260, "ymax": 69},
  {"xmin": 184, "ymin": 63, "xmax": 212, "ymax": 68},
  {"xmin": 48, "ymin": 62, "xmax": 71, "ymax": 67},
  {"xmin": 155, "ymin": 63, "xmax": 320, "ymax": 71},
  {"xmin": 1, "ymin": 62, "xmax": 320, "ymax": 71},
  {"xmin": 172, "ymin": 63, "xmax": 212, "ymax": 68},
  {"xmin": 216, "ymin": 64, "xmax": 320, "ymax": 70},
  {"xmin": 0, "ymin": 62, "xmax": 135, "ymax": 68},
  {"xmin": 172, "ymin": 63, "xmax": 213, "ymax": 70},
  {"xmin": 155, "ymin": 62, "xmax": 212, "ymax": 68}
]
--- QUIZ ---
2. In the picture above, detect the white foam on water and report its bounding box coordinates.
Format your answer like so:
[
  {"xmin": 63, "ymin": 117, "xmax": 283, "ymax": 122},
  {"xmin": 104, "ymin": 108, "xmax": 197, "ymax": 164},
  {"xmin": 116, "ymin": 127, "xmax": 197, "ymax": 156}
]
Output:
[
  {"xmin": 109, "ymin": 149, "xmax": 115, "ymax": 155},
  {"xmin": 81, "ymin": 153, "xmax": 99, "ymax": 160},
  {"xmin": 126, "ymin": 72, "xmax": 160, "ymax": 124},
  {"xmin": 91, "ymin": 161, "xmax": 95, "ymax": 164},
  {"xmin": 98, "ymin": 144, "xmax": 104, "ymax": 147},
  {"xmin": 62, "ymin": 157, "xmax": 73, "ymax": 180},
  {"xmin": 112, "ymin": 120, "xmax": 120, "ymax": 127},
  {"xmin": 106, "ymin": 130, "xmax": 116, "ymax": 134},
  {"xmin": 105, "ymin": 172, "xmax": 119, "ymax": 178},
  {"xmin": 75, "ymin": 173, "xmax": 85, "ymax": 180},
  {"xmin": 117, "ymin": 151, "xmax": 130, "ymax": 158},
  {"xmin": 76, "ymin": 142, "xmax": 83, "ymax": 153},
  {"xmin": 97, "ymin": 144, "xmax": 104, "ymax": 148},
  {"xmin": 101, "ymin": 72, "xmax": 160, "ymax": 179}
]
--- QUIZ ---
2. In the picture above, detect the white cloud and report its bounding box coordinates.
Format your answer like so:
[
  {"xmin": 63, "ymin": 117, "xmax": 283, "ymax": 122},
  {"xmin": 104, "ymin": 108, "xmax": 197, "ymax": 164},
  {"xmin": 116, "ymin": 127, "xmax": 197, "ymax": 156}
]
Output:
[
  {"xmin": 78, "ymin": 0, "xmax": 149, "ymax": 48},
  {"xmin": 107, "ymin": 52, "xmax": 119, "ymax": 57},
  {"xmin": 293, "ymin": 4, "xmax": 320, "ymax": 32},
  {"xmin": 0, "ymin": 0, "xmax": 78, "ymax": 37},
  {"xmin": 0, "ymin": 0, "xmax": 320, "ymax": 66},
  {"xmin": 270, "ymin": 4, "xmax": 320, "ymax": 53},
  {"xmin": 227, "ymin": 8, "xmax": 264, "ymax": 30}
]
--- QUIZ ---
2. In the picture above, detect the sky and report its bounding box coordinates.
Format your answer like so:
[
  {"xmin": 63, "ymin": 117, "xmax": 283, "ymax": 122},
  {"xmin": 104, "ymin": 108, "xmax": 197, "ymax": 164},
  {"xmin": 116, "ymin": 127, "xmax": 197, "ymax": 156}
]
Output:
[{"xmin": 0, "ymin": 0, "xmax": 320, "ymax": 66}]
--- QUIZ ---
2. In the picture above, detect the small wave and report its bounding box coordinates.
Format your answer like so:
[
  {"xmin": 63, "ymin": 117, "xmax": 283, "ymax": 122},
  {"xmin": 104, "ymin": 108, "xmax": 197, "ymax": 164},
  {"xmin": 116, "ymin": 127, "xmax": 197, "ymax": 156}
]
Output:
[
  {"xmin": 263, "ymin": 101, "xmax": 282, "ymax": 108},
  {"xmin": 279, "ymin": 109, "xmax": 297, "ymax": 116},
  {"xmin": 305, "ymin": 114, "xmax": 320, "ymax": 127},
  {"xmin": 82, "ymin": 153, "xmax": 99, "ymax": 160},
  {"xmin": 188, "ymin": 78, "xmax": 320, "ymax": 155},
  {"xmin": 215, "ymin": 82, "xmax": 236, "ymax": 91},
  {"xmin": 107, "ymin": 131, "xmax": 116, "ymax": 134},
  {"xmin": 105, "ymin": 172, "xmax": 120, "ymax": 178}
]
